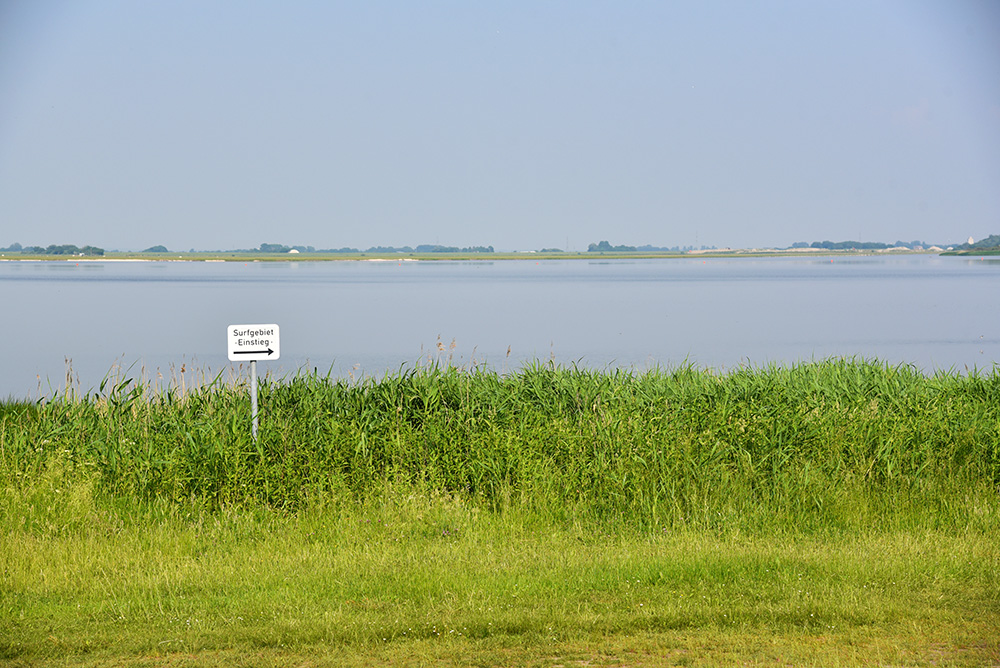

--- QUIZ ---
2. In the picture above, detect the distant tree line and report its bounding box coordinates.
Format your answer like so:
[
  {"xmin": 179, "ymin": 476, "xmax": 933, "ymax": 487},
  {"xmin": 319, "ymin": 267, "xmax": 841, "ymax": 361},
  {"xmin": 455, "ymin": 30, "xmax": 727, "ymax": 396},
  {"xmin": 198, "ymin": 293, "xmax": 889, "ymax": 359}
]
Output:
[
  {"xmin": 414, "ymin": 245, "xmax": 494, "ymax": 253},
  {"xmin": 587, "ymin": 240, "xmax": 705, "ymax": 253},
  {"xmin": 588, "ymin": 240, "xmax": 636, "ymax": 252},
  {"xmin": 1, "ymin": 243, "xmax": 104, "ymax": 256},
  {"xmin": 253, "ymin": 243, "xmax": 494, "ymax": 254},
  {"xmin": 790, "ymin": 240, "xmax": 934, "ymax": 250}
]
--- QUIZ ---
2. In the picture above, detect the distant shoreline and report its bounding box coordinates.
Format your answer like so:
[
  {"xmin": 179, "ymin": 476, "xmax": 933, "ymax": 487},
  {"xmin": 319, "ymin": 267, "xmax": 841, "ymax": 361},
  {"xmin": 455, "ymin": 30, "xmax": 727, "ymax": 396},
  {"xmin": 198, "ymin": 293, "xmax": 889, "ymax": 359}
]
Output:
[{"xmin": 0, "ymin": 248, "xmax": 950, "ymax": 263}]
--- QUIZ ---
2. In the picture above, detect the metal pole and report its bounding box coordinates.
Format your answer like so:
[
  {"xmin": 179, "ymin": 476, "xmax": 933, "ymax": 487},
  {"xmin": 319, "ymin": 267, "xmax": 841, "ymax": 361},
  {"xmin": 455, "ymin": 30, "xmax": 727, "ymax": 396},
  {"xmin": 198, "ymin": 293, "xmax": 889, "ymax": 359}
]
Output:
[{"xmin": 251, "ymin": 359, "xmax": 258, "ymax": 442}]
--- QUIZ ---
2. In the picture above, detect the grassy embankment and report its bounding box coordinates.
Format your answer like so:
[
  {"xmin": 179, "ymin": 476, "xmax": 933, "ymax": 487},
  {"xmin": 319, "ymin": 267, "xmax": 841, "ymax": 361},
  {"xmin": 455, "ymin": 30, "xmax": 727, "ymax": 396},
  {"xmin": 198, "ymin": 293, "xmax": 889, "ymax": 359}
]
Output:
[{"xmin": 2, "ymin": 361, "xmax": 999, "ymax": 666}]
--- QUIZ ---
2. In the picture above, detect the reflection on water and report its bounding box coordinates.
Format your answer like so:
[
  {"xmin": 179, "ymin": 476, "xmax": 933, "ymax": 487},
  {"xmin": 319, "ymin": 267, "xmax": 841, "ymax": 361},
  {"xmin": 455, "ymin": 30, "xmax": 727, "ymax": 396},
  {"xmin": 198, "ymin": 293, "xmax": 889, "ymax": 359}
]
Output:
[{"xmin": 2, "ymin": 255, "xmax": 998, "ymax": 398}]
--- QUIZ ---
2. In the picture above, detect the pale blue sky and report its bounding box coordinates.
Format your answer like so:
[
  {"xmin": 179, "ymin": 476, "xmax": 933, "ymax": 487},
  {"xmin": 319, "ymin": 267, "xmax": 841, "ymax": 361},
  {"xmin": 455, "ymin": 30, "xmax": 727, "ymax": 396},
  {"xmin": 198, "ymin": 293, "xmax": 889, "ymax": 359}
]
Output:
[{"xmin": 1, "ymin": 1, "xmax": 998, "ymax": 251}]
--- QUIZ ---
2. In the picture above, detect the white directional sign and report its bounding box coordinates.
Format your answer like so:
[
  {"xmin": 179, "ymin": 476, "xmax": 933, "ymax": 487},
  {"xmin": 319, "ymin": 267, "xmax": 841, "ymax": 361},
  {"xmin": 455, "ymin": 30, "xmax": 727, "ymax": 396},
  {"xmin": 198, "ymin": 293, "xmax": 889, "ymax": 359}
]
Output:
[{"xmin": 227, "ymin": 324, "xmax": 280, "ymax": 361}]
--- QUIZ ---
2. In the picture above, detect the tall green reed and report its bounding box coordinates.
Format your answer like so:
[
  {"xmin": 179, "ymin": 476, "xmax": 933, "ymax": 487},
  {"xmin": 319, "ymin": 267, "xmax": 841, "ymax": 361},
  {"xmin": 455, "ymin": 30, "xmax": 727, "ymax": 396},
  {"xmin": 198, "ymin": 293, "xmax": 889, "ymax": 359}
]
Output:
[{"xmin": 1, "ymin": 360, "xmax": 997, "ymax": 532}]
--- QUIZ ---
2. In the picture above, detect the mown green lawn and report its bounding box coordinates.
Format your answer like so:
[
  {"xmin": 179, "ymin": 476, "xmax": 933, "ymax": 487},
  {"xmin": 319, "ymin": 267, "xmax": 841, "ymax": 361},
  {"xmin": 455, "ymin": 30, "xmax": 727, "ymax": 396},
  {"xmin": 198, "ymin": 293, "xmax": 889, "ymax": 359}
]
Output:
[{"xmin": 3, "ymin": 496, "xmax": 998, "ymax": 666}]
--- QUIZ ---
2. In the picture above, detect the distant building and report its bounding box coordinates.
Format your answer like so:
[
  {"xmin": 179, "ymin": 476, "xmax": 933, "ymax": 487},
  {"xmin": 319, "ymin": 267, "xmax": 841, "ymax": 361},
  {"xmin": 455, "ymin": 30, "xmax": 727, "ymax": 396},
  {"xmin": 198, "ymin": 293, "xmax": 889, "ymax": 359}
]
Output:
[{"xmin": 288, "ymin": 248, "xmax": 300, "ymax": 254}]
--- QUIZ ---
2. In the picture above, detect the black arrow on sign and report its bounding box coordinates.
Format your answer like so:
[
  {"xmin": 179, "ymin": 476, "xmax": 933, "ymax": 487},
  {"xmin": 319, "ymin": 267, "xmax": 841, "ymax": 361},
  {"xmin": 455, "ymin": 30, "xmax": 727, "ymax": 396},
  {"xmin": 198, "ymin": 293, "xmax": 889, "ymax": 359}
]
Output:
[{"xmin": 234, "ymin": 348, "xmax": 274, "ymax": 356}]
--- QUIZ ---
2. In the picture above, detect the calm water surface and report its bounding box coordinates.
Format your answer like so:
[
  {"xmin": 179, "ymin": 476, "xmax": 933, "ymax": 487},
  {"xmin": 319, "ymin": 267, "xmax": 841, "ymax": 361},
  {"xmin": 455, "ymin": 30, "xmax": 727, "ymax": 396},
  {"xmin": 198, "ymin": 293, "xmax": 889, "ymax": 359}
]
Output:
[{"xmin": 3, "ymin": 255, "xmax": 998, "ymax": 398}]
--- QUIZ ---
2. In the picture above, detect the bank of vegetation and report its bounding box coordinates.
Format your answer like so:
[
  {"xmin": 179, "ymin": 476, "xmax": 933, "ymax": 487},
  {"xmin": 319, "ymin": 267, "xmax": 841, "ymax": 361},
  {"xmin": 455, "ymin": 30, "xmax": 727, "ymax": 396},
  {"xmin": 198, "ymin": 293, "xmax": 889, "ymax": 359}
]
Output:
[
  {"xmin": 3, "ymin": 360, "xmax": 998, "ymax": 665},
  {"xmin": 3, "ymin": 359, "xmax": 998, "ymax": 528}
]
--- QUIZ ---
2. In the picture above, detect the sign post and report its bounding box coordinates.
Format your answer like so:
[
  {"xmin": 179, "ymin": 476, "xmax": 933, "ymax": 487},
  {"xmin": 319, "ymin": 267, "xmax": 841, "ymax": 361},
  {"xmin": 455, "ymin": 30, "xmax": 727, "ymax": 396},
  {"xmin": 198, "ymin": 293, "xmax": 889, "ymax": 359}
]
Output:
[{"xmin": 227, "ymin": 324, "xmax": 280, "ymax": 441}]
